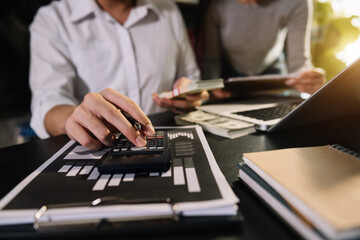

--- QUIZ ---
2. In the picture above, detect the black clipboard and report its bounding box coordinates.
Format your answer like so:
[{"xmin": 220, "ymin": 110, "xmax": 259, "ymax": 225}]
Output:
[
  {"xmin": 0, "ymin": 126, "xmax": 241, "ymax": 238},
  {"xmin": 0, "ymin": 212, "xmax": 244, "ymax": 238}
]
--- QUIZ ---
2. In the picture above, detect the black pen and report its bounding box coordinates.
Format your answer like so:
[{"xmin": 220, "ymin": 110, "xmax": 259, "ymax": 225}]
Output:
[{"xmin": 122, "ymin": 111, "xmax": 142, "ymax": 131}]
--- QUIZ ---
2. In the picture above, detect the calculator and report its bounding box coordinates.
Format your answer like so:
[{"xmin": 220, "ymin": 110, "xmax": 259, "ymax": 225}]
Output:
[{"xmin": 98, "ymin": 131, "xmax": 171, "ymax": 173}]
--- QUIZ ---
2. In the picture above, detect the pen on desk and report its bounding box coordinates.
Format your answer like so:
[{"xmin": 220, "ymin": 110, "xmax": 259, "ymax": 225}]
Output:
[{"xmin": 122, "ymin": 111, "xmax": 142, "ymax": 131}]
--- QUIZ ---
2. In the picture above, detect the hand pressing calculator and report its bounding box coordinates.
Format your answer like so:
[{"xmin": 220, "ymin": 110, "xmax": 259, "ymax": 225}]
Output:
[{"xmin": 98, "ymin": 131, "xmax": 171, "ymax": 173}]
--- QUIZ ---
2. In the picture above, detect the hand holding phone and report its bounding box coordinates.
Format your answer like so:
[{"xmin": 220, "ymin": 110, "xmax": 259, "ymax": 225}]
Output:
[{"xmin": 157, "ymin": 78, "xmax": 224, "ymax": 99}]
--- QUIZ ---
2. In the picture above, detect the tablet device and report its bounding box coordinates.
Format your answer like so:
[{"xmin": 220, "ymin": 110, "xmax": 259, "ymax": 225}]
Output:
[{"xmin": 224, "ymin": 74, "xmax": 292, "ymax": 95}]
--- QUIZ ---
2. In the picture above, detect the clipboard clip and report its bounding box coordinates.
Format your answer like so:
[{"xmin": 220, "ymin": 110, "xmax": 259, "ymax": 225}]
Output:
[{"xmin": 33, "ymin": 197, "xmax": 180, "ymax": 230}]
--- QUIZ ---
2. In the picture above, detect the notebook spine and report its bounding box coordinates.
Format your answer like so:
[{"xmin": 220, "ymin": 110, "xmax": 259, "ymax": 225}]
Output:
[{"xmin": 329, "ymin": 144, "xmax": 360, "ymax": 159}]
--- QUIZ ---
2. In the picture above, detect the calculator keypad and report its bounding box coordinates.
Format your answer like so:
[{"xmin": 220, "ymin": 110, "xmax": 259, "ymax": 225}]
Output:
[{"xmin": 112, "ymin": 131, "xmax": 166, "ymax": 156}]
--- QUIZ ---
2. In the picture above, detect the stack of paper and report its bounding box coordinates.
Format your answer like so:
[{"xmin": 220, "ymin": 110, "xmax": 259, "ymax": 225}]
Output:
[{"xmin": 239, "ymin": 145, "xmax": 360, "ymax": 240}]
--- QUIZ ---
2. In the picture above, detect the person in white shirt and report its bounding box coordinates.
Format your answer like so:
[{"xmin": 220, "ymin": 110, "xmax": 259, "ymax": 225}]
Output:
[
  {"xmin": 203, "ymin": 0, "xmax": 325, "ymax": 99},
  {"xmin": 29, "ymin": 0, "xmax": 208, "ymax": 150}
]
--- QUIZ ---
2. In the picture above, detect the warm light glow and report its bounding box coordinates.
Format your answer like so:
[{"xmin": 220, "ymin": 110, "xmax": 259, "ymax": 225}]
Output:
[
  {"xmin": 329, "ymin": 0, "xmax": 360, "ymax": 65},
  {"xmin": 331, "ymin": 0, "xmax": 360, "ymax": 17},
  {"xmin": 336, "ymin": 37, "xmax": 360, "ymax": 66}
]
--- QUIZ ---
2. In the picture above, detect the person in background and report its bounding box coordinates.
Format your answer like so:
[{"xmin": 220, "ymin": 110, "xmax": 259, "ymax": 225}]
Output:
[
  {"xmin": 30, "ymin": 0, "xmax": 208, "ymax": 150},
  {"xmin": 202, "ymin": 0, "xmax": 325, "ymax": 99}
]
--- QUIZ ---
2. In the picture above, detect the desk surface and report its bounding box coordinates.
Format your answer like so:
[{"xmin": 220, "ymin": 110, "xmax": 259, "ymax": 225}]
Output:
[{"xmin": 1, "ymin": 111, "xmax": 359, "ymax": 239}]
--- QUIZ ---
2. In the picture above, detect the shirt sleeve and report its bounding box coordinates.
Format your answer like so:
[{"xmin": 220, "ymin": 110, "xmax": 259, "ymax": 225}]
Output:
[
  {"xmin": 285, "ymin": 0, "xmax": 313, "ymax": 73},
  {"xmin": 29, "ymin": 8, "xmax": 78, "ymax": 139},
  {"xmin": 201, "ymin": 1, "xmax": 221, "ymax": 79},
  {"xmin": 167, "ymin": 2, "xmax": 200, "ymax": 82}
]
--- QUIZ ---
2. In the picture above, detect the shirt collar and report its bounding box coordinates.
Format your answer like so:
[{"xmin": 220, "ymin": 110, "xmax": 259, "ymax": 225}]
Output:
[
  {"xmin": 124, "ymin": 0, "xmax": 160, "ymax": 28},
  {"xmin": 141, "ymin": 0, "xmax": 160, "ymax": 17},
  {"xmin": 69, "ymin": 0, "xmax": 96, "ymax": 22},
  {"xmin": 69, "ymin": 0, "xmax": 160, "ymax": 24}
]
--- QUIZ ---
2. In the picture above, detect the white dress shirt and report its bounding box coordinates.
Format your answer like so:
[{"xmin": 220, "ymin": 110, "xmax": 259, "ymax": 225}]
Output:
[
  {"xmin": 203, "ymin": 0, "xmax": 313, "ymax": 77},
  {"xmin": 29, "ymin": 0, "xmax": 200, "ymax": 138}
]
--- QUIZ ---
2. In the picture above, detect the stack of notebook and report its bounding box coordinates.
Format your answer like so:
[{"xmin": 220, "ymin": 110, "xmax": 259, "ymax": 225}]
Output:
[{"xmin": 239, "ymin": 145, "xmax": 360, "ymax": 240}]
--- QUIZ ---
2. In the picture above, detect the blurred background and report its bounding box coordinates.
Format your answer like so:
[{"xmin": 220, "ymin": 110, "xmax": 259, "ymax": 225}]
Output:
[
  {"xmin": 312, "ymin": 0, "xmax": 360, "ymax": 80},
  {"xmin": 0, "ymin": 0, "xmax": 359, "ymax": 148}
]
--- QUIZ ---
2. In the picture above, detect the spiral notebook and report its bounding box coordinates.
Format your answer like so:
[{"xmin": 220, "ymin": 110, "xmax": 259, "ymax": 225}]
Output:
[
  {"xmin": 238, "ymin": 162, "xmax": 325, "ymax": 240},
  {"xmin": 241, "ymin": 145, "xmax": 360, "ymax": 240}
]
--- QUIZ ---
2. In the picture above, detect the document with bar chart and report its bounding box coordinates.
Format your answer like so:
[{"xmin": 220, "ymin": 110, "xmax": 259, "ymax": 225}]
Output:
[{"xmin": 0, "ymin": 126, "xmax": 238, "ymax": 227}]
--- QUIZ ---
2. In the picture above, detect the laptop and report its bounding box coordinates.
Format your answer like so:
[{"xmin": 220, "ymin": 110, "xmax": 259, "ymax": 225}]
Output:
[
  {"xmin": 198, "ymin": 57, "xmax": 360, "ymax": 132},
  {"xmin": 198, "ymin": 96, "xmax": 303, "ymax": 131}
]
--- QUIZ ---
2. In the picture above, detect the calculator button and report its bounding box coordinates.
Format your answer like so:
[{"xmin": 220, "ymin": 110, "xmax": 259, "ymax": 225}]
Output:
[
  {"xmin": 156, "ymin": 139, "xmax": 163, "ymax": 146},
  {"xmin": 147, "ymin": 133, "xmax": 156, "ymax": 138},
  {"xmin": 110, "ymin": 130, "xmax": 167, "ymax": 157},
  {"xmin": 156, "ymin": 131, "xmax": 164, "ymax": 135},
  {"xmin": 131, "ymin": 146, "xmax": 146, "ymax": 151},
  {"xmin": 148, "ymin": 139, "xmax": 156, "ymax": 146}
]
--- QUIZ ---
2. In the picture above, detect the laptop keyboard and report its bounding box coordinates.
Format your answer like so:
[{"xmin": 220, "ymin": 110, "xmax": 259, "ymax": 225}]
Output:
[{"xmin": 234, "ymin": 103, "xmax": 299, "ymax": 121}]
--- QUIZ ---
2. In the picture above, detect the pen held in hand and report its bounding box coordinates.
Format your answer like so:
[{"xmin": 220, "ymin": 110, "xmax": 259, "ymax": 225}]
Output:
[{"xmin": 122, "ymin": 111, "xmax": 142, "ymax": 131}]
